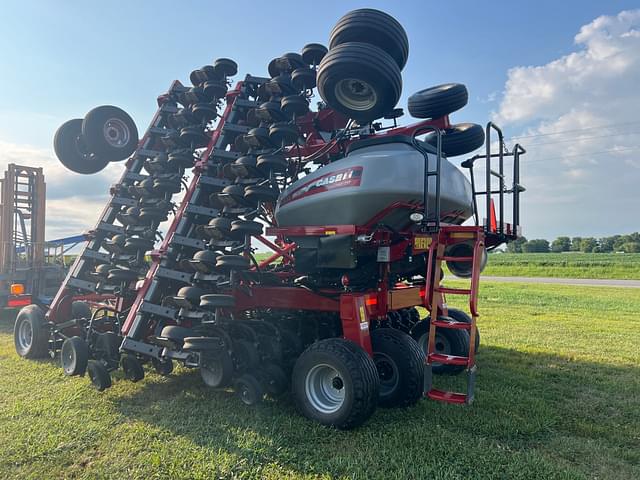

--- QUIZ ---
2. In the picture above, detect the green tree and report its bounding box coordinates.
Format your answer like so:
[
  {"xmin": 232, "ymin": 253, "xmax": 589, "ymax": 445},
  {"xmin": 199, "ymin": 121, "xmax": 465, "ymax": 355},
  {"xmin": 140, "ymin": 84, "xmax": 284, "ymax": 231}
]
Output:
[
  {"xmin": 570, "ymin": 237, "xmax": 582, "ymax": 251},
  {"xmin": 551, "ymin": 236, "xmax": 571, "ymax": 252},
  {"xmin": 580, "ymin": 238, "xmax": 598, "ymax": 253},
  {"xmin": 523, "ymin": 239, "xmax": 550, "ymax": 253},
  {"xmin": 506, "ymin": 236, "xmax": 527, "ymax": 253},
  {"xmin": 599, "ymin": 236, "xmax": 618, "ymax": 253},
  {"xmin": 621, "ymin": 242, "xmax": 640, "ymax": 253}
]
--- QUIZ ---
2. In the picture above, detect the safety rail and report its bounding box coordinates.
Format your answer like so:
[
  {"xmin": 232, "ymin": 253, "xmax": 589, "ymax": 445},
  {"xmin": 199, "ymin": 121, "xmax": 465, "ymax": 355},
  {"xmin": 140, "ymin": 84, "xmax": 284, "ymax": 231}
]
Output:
[
  {"xmin": 461, "ymin": 122, "xmax": 526, "ymax": 244},
  {"xmin": 412, "ymin": 126, "xmax": 443, "ymax": 233}
]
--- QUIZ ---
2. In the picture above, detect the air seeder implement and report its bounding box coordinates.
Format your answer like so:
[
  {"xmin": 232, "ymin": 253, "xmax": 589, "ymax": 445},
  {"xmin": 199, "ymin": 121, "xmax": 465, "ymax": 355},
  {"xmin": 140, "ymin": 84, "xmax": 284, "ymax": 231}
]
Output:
[{"xmin": 14, "ymin": 9, "xmax": 525, "ymax": 429}]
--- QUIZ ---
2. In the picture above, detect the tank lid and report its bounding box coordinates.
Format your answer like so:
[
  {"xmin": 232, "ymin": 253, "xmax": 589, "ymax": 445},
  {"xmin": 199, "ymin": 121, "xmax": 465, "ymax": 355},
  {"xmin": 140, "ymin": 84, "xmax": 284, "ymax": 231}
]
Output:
[{"xmin": 346, "ymin": 134, "xmax": 438, "ymax": 155}]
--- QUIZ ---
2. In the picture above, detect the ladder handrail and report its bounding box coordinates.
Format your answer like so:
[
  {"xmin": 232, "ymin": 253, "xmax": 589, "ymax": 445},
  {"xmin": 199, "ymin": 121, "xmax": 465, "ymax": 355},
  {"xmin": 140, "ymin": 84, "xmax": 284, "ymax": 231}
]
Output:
[
  {"xmin": 485, "ymin": 122, "xmax": 504, "ymax": 234},
  {"xmin": 461, "ymin": 123, "xmax": 526, "ymax": 240},
  {"xmin": 411, "ymin": 126, "xmax": 442, "ymax": 232},
  {"xmin": 512, "ymin": 143, "xmax": 526, "ymax": 231}
]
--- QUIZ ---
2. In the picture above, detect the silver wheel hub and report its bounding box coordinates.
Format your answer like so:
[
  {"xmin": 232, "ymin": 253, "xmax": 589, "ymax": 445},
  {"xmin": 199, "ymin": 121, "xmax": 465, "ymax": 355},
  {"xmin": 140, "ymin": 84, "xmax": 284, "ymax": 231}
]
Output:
[
  {"xmin": 103, "ymin": 118, "xmax": 130, "ymax": 148},
  {"xmin": 17, "ymin": 320, "xmax": 33, "ymax": 352},
  {"xmin": 62, "ymin": 342, "xmax": 75, "ymax": 367},
  {"xmin": 305, "ymin": 363, "xmax": 345, "ymax": 414},
  {"xmin": 201, "ymin": 359, "xmax": 223, "ymax": 387},
  {"xmin": 334, "ymin": 78, "xmax": 377, "ymax": 111},
  {"xmin": 419, "ymin": 332, "xmax": 450, "ymax": 367},
  {"xmin": 374, "ymin": 352, "xmax": 399, "ymax": 395}
]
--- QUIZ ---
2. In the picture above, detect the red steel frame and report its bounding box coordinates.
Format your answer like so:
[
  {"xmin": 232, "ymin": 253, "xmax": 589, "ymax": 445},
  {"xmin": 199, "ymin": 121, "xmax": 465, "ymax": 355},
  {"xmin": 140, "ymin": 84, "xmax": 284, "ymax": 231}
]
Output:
[
  {"xmin": 46, "ymin": 77, "xmax": 486, "ymax": 361},
  {"xmin": 121, "ymin": 82, "xmax": 245, "ymax": 335}
]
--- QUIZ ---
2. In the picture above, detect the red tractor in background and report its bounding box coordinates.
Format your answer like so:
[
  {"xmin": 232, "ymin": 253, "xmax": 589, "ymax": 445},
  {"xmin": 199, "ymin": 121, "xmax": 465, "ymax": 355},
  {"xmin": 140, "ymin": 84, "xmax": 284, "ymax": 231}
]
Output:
[{"xmin": 14, "ymin": 9, "xmax": 525, "ymax": 429}]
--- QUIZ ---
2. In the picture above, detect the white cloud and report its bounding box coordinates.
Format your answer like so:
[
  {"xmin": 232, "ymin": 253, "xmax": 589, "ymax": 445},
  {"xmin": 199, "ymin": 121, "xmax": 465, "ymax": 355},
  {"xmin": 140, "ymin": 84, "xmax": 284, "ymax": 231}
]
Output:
[
  {"xmin": 46, "ymin": 196, "xmax": 108, "ymax": 239},
  {"xmin": 0, "ymin": 138, "xmax": 117, "ymax": 239},
  {"xmin": 493, "ymin": 9, "xmax": 640, "ymax": 238}
]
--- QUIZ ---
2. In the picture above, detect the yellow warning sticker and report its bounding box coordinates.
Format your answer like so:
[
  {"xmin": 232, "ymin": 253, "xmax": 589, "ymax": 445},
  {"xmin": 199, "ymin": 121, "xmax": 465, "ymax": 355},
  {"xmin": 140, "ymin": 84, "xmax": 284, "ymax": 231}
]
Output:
[
  {"xmin": 359, "ymin": 305, "xmax": 366, "ymax": 322},
  {"xmin": 414, "ymin": 236, "xmax": 432, "ymax": 251},
  {"xmin": 325, "ymin": 230, "xmax": 337, "ymax": 235}
]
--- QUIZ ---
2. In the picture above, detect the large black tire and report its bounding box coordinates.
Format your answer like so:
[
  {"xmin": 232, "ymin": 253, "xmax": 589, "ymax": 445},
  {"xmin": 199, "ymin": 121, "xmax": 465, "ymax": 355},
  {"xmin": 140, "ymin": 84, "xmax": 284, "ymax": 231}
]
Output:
[
  {"xmin": 61, "ymin": 336, "xmax": 89, "ymax": 376},
  {"xmin": 426, "ymin": 123, "xmax": 485, "ymax": 157},
  {"xmin": 292, "ymin": 338, "xmax": 379, "ymax": 429},
  {"xmin": 408, "ymin": 83, "xmax": 469, "ymax": 119},
  {"xmin": 329, "ymin": 9, "xmax": 409, "ymax": 70},
  {"xmin": 53, "ymin": 119, "xmax": 110, "ymax": 174},
  {"xmin": 317, "ymin": 42, "xmax": 402, "ymax": 123},
  {"xmin": 411, "ymin": 319, "xmax": 470, "ymax": 375},
  {"xmin": 447, "ymin": 308, "xmax": 480, "ymax": 353},
  {"xmin": 14, "ymin": 304, "xmax": 49, "ymax": 359},
  {"xmin": 371, "ymin": 328, "xmax": 424, "ymax": 408},
  {"xmin": 82, "ymin": 105, "xmax": 139, "ymax": 161}
]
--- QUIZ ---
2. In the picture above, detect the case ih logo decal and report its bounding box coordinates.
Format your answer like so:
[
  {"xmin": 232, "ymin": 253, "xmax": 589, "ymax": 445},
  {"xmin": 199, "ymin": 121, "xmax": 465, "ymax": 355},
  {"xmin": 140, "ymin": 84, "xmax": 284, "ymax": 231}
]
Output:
[{"xmin": 280, "ymin": 166, "xmax": 363, "ymax": 205}]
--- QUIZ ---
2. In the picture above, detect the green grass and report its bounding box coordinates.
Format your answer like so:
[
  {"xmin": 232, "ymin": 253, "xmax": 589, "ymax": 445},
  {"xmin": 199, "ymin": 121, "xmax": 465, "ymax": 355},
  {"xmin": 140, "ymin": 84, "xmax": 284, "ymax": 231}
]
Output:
[
  {"xmin": 0, "ymin": 283, "xmax": 639, "ymax": 479},
  {"xmin": 482, "ymin": 252, "xmax": 640, "ymax": 279}
]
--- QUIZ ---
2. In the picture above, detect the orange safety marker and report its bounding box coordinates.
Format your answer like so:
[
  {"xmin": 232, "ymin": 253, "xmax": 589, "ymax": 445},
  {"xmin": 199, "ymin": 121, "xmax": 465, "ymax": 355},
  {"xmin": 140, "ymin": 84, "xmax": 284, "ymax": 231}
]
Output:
[{"xmin": 489, "ymin": 199, "xmax": 497, "ymax": 233}]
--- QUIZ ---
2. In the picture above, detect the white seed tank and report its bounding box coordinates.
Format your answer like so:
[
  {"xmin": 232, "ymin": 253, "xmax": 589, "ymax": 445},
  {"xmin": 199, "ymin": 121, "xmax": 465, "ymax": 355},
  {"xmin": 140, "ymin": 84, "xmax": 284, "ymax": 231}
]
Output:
[{"xmin": 275, "ymin": 136, "xmax": 474, "ymax": 230}]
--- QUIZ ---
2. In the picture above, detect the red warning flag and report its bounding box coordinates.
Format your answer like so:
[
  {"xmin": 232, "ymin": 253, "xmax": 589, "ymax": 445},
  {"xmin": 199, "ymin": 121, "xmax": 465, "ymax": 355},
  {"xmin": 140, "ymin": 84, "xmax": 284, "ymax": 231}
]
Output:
[{"xmin": 489, "ymin": 199, "xmax": 497, "ymax": 233}]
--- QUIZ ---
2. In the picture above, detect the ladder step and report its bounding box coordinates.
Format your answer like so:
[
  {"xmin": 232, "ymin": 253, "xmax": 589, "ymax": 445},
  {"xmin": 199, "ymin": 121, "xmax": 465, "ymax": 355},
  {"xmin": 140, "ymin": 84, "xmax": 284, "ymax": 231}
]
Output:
[
  {"xmin": 427, "ymin": 388, "xmax": 468, "ymax": 404},
  {"xmin": 435, "ymin": 287, "xmax": 471, "ymax": 295},
  {"xmin": 437, "ymin": 256, "xmax": 474, "ymax": 262},
  {"xmin": 428, "ymin": 353, "xmax": 468, "ymax": 366},
  {"xmin": 431, "ymin": 319, "xmax": 471, "ymax": 330}
]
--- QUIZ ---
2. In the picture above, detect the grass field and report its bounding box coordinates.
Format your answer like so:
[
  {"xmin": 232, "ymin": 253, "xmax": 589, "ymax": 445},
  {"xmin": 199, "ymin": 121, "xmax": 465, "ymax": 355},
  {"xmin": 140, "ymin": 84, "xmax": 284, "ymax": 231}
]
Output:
[
  {"xmin": 0, "ymin": 282, "xmax": 638, "ymax": 479},
  {"xmin": 481, "ymin": 252, "xmax": 640, "ymax": 279}
]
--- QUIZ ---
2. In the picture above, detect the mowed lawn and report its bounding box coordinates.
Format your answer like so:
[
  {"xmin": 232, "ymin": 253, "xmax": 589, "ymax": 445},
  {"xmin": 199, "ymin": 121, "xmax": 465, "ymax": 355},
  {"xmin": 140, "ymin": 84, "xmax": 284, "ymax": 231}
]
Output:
[
  {"xmin": 0, "ymin": 283, "xmax": 638, "ymax": 479},
  {"xmin": 481, "ymin": 252, "xmax": 640, "ymax": 279}
]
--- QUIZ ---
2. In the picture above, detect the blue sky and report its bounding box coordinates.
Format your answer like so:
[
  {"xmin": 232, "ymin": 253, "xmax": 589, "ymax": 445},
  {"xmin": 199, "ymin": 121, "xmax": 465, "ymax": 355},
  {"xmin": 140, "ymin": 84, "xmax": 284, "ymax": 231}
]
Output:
[{"xmin": 1, "ymin": 1, "xmax": 639, "ymax": 240}]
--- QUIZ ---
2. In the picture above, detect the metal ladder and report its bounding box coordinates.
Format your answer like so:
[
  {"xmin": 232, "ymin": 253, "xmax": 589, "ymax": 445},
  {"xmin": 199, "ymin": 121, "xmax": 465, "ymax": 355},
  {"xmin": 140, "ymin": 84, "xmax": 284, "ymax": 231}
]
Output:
[{"xmin": 423, "ymin": 227, "xmax": 483, "ymax": 404}]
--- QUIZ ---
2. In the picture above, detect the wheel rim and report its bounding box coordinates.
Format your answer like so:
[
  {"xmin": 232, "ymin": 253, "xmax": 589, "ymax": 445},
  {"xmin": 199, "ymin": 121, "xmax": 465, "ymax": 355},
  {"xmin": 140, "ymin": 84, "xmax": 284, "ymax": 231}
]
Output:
[
  {"xmin": 201, "ymin": 361, "xmax": 223, "ymax": 387},
  {"xmin": 103, "ymin": 118, "xmax": 130, "ymax": 148},
  {"xmin": 239, "ymin": 383, "xmax": 255, "ymax": 405},
  {"xmin": 305, "ymin": 363, "xmax": 345, "ymax": 414},
  {"xmin": 334, "ymin": 78, "xmax": 377, "ymax": 111},
  {"xmin": 373, "ymin": 352, "xmax": 399, "ymax": 396},
  {"xmin": 17, "ymin": 319, "xmax": 33, "ymax": 352},
  {"xmin": 418, "ymin": 332, "xmax": 450, "ymax": 367},
  {"xmin": 62, "ymin": 341, "xmax": 76, "ymax": 372}
]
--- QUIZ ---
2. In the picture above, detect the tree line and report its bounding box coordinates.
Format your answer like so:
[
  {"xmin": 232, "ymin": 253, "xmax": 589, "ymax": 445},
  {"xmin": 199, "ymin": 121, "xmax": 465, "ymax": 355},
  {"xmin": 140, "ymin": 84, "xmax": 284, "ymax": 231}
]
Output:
[{"xmin": 505, "ymin": 232, "xmax": 640, "ymax": 253}]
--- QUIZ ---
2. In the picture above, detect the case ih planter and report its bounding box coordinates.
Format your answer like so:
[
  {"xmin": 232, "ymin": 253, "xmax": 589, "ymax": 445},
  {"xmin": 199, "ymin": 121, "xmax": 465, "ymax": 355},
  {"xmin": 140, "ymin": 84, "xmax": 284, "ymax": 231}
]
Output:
[{"xmin": 14, "ymin": 9, "xmax": 525, "ymax": 429}]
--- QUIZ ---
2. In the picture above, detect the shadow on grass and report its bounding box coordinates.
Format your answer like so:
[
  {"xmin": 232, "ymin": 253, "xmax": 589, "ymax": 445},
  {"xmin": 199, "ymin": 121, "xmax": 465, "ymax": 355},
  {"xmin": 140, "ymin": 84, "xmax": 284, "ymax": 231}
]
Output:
[
  {"xmin": 1, "ymin": 308, "xmax": 637, "ymax": 477},
  {"xmin": 106, "ymin": 345, "xmax": 640, "ymax": 478}
]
